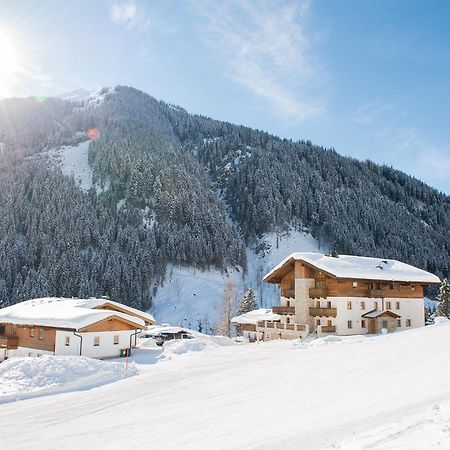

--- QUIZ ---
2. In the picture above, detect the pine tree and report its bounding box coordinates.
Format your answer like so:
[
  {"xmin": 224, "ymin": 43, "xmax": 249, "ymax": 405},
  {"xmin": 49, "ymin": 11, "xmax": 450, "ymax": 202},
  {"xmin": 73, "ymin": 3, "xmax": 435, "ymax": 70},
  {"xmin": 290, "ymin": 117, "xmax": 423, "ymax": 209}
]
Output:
[
  {"xmin": 238, "ymin": 288, "xmax": 257, "ymax": 315},
  {"xmin": 436, "ymin": 278, "xmax": 450, "ymax": 318}
]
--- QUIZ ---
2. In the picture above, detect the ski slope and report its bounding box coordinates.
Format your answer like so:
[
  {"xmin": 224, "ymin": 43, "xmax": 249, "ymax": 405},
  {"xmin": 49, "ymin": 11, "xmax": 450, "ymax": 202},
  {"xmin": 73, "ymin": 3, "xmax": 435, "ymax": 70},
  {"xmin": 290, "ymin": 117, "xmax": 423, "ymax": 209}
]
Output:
[
  {"xmin": 2, "ymin": 321, "xmax": 450, "ymax": 449},
  {"xmin": 151, "ymin": 230, "xmax": 327, "ymax": 328},
  {"xmin": 48, "ymin": 140, "xmax": 93, "ymax": 191}
]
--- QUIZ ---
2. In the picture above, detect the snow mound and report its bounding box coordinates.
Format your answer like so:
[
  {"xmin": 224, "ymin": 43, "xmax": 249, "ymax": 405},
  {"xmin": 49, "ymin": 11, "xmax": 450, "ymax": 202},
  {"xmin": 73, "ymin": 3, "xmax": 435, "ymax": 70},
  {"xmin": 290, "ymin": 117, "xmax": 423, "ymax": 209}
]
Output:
[
  {"xmin": 434, "ymin": 316, "xmax": 450, "ymax": 325},
  {"xmin": 0, "ymin": 355, "xmax": 137, "ymax": 403},
  {"xmin": 159, "ymin": 334, "xmax": 234, "ymax": 360}
]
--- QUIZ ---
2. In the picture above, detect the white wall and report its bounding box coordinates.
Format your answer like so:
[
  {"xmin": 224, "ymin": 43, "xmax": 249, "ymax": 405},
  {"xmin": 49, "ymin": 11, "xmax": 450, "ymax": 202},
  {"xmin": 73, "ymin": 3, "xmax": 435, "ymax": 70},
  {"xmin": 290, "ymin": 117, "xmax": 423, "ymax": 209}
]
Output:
[
  {"xmin": 55, "ymin": 330, "xmax": 138, "ymax": 359},
  {"xmin": 330, "ymin": 297, "xmax": 424, "ymax": 336}
]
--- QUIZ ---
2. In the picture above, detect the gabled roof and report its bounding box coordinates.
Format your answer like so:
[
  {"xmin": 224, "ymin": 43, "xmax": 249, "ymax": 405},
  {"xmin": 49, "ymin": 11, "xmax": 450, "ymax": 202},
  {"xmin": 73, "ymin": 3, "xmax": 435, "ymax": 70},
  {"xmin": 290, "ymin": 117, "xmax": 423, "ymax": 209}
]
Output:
[
  {"xmin": 362, "ymin": 309, "xmax": 401, "ymax": 319},
  {"xmin": 263, "ymin": 252, "xmax": 440, "ymax": 284},
  {"xmin": 0, "ymin": 298, "xmax": 147, "ymax": 330},
  {"xmin": 231, "ymin": 308, "xmax": 282, "ymax": 325},
  {"xmin": 77, "ymin": 298, "xmax": 155, "ymax": 324}
]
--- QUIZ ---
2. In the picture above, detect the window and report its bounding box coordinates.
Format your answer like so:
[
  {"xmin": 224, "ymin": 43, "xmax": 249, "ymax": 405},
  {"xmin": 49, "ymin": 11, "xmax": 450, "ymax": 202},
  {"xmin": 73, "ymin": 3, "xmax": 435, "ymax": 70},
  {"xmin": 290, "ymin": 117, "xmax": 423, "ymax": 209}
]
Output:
[
  {"xmin": 406, "ymin": 319, "xmax": 411, "ymax": 327},
  {"xmin": 316, "ymin": 301, "xmax": 321, "ymax": 307},
  {"xmin": 382, "ymin": 320, "xmax": 388, "ymax": 329},
  {"xmin": 352, "ymin": 281, "xmax": 358, "ymax": 288},
  {"xmin": 94, "ymin": 336, "xmax": 100, "ymax": 346},
  {"xmin": 327, "ymin": 320, "xmax": 332, "ymax": 326},
  {"xmin": 361, "ymin": 320, "xmax": 366, "ymax": 328},
  {"xmin": 386, "ymin": 301, "xmax": 391, "ymax": 309},
  {"xmin": 347, "ymin": 320, "xmax": 353, "ymax": 329},
  {"xmin": 65, "ymin": 336, "xmax": 70, "ymax": 346},
  {"xmin": 390, "ymin": 283, "xmax": 394, "ymax": 290},
  {"xmin": 361, "ymin": 301, "xmax": 365, "ymax": 310},
  {"xmin": 113, "ymin": 335, "xmax": 119, "ymax": 345},
  {"xmin": 374, "ymin": 301, "xmax": 378, "ymax": 310},
  {"xmin": 316, "ymin": 319, "xmax": 321, "ymax": 326},
  {"xmin": 30, "ymin": 328, "xmax": 35, "ymax": 337},
  {"xmin": 37, "ymin": 354, "xmax": 42, "ymax": 357},
  {"xmin": 396, "ymin": 319, "xmax": 401, "ymax": 327},
  {"xmin": 347, "ymin": 301, "xmax": 352, "ymax": 310},
  {"xmin": 38, "ymin": 328, "xmax": 45, "ymax": 340},
  {"xmin": 28, "ymin": 352, "xmax": 33, "ymax": 357},
  {"xmin": 411, "ymin": 285, "xmax": 416, "ymax": 291},
  {"xmin": 396, "ymin": 302, "xmax": 400, "ymax": 310},
  {"xmin": 286, "ymin": 317, "xmax": 291, "ymax": 324},
  {"xmin": 327, "ymin": 301, "xmax": 332, "ymax": 308}
]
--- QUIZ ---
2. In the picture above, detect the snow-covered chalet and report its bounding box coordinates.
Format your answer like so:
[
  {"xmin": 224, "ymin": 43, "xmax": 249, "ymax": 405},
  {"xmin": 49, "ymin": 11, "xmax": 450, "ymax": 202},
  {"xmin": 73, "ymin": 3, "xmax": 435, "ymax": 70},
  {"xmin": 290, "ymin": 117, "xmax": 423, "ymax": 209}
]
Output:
[
  {"xmin": 238, "ymin": 253, "xmax": 440, "ymax": 341},
  {"xmin": 0, "ymin": 297, "xmax": 155, "ymax": 360}
]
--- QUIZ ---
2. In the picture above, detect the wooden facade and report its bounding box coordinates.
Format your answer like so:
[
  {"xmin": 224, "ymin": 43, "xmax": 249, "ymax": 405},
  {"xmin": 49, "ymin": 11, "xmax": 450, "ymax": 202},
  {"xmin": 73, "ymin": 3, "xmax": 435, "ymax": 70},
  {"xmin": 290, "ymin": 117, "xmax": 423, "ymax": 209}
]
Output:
[
  {"xmin": 279, "ymin": 262, "xmax": 425, "ymax": 299},
  {"xmin": 0, "ymin": 323, "xmax": 57, "ymax": 352}
]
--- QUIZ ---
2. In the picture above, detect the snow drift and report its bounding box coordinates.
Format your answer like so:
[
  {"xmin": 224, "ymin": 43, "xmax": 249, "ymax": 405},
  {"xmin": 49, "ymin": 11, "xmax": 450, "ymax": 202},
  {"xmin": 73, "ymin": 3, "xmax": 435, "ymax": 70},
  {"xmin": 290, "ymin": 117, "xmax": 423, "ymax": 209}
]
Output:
[{"xmin": 0, "ymin": 355, "xmax": 137, "ymax": 403}]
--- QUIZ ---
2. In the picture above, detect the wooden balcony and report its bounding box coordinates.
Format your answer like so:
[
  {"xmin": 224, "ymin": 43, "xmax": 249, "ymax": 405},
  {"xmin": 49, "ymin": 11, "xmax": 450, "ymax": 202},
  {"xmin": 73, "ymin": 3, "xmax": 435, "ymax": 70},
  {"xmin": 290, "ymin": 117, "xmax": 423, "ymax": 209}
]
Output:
[
  {"xmin": 368, "ymin": 289, "xmax": 385, "ymax": 298},
  {"xmin": 309, "ymin": 307, "xmax": 337, "ymax": 318},
  {"xmin": 309, "ymin": 287, "xmax": 328, "ymax": 298},
  {"xmin": 281, "ymin": 289, "xmax": 295, "ymax": 299},
  {"xmin": 320, "ymin": 326, "xmax": 336, "ymax": 333},
  {"xmin": 0, "ymin": 335, "xmax": 19, "ymax": 349},
  {"xmin": 272, "ymin": 306, "xmax": 295, "ymax": 315}
]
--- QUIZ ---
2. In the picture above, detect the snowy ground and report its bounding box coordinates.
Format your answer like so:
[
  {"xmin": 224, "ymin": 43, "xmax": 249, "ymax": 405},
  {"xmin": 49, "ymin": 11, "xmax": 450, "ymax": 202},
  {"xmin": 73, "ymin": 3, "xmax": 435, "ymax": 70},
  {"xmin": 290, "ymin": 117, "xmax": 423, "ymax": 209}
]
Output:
[
  {"xmin": 2, "ymin": 322, "xmax": 450, "ymax": 449},
  {"xmin": 151, "ymin": 230, "xmax": 328, "ymax": 328}
]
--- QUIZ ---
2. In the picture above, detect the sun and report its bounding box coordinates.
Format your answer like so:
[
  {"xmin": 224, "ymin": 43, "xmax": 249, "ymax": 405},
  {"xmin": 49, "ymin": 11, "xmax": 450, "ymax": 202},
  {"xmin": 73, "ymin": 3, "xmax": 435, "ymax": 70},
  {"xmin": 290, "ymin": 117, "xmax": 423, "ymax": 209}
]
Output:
[{"xmin": 0, "ymin": 31, "xmax": 19, "ymax": 97}]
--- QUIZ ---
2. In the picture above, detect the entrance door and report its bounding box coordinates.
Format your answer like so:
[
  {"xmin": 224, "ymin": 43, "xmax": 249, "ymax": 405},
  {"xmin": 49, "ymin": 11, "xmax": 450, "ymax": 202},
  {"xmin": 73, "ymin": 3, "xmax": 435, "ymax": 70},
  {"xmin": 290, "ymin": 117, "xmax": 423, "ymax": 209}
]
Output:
[{"xmin": 367, "ymin": 318, "xmax": 376, "ymax": 334}]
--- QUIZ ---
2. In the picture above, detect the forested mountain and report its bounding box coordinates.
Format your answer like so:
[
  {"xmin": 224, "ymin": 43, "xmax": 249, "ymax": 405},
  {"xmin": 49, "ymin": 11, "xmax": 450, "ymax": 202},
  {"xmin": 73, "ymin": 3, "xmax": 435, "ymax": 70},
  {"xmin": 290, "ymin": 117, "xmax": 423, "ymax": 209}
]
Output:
[{"xmin": 0, "ymin": 86, "xmax": 449, "ymax": 312}]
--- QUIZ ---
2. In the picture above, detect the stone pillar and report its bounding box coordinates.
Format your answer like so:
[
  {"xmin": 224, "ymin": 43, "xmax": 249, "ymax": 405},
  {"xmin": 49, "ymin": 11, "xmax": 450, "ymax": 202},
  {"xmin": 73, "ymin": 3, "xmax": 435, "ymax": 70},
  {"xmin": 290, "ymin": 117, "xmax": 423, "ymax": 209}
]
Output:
[{"xmin": 294, "ymin": 278, "xmax": 315, "ymax": 325}]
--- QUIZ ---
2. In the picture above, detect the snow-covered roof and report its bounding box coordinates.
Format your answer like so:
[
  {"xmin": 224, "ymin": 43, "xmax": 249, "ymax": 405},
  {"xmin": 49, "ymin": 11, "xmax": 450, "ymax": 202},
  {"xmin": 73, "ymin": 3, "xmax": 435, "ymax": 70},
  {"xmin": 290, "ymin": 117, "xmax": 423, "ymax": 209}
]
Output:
[
  {"xmin": 0, "ymin": 298, "xmax": 146, "ymax": 330},
  {"xmin": 264, "ymin": 252, "xmax": 441, "ymax": 284},
  {"xmin": 231, "ymin": 308, "xmax": 282, "ymax": 325},
  {"xmin": 145, "ymin": 325, "xmax": 191, "ymax": 336},
  {"xmin": 362, "ymin": 309, "xmax": 401, "ymax": 319}
]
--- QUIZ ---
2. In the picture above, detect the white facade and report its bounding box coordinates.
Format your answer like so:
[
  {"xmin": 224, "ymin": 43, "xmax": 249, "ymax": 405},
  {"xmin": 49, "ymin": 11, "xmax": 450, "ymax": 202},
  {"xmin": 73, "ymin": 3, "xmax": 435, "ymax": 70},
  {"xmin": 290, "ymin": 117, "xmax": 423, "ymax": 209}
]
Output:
[
  {"xmin": 316, "ymin": 297, "xmax": 424, "ymax": 336},
  {"xmin": 55, "ymin": 330, "xmax": 138, "ymax": 358}
]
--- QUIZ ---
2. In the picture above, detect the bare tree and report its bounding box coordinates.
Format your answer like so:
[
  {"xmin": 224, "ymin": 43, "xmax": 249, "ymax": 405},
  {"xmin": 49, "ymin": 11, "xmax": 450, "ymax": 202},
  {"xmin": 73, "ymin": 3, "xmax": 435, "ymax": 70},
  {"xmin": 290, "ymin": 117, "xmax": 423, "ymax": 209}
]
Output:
[{"xmin": 216, "ymin": 280, "xmax": 235, "ymax": 337}]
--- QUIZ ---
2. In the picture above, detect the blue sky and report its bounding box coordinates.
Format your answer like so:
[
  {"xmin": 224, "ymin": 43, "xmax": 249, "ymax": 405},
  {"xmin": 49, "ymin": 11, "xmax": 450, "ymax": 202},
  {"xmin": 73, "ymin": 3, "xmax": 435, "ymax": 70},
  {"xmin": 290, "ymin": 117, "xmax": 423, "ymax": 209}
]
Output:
[{"xmin": 2, "ymin": 0, "xmax": 450, "ymax": 193}]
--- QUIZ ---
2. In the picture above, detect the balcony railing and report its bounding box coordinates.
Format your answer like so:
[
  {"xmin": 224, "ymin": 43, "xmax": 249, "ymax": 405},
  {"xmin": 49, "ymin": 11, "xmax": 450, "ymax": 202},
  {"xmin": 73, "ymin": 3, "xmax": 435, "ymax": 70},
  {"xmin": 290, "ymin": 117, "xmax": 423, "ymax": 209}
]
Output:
[
  {"xmin": 281, "ymin": 289, "xmax": 295, "ymax": 299},
  {"xmin": 368, "ymin": 289, "xmax": 385, "ymax": 298},
  {"xmin": 320, "ymin": 326, "xmax": 336, "ymax": 333},
  {"xmin": 309, "ymin": 287, "xmax": 328, "ymax": 298},
  {"xmin": 309, "ymin": 307, "xmax": 337, "ymax": 318},
  {"xmin": 272, "ymin": 306, "xmax": 295, "ymax": 315},
  {"xmin": 0, "ymin": 335, "xmax": 19, "ymax": 349},
  {"xmin": 256, "ymin": 322, "xmax": 306, "ymax": 332}
]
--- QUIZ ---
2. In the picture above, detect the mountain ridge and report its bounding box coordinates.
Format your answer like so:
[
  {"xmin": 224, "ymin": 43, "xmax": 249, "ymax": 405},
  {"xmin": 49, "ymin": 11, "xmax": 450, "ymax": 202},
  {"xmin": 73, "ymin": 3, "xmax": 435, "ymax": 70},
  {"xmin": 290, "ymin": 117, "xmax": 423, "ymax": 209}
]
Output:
[{"xmin": 0, "ymin": 85, "xmax": 448, "ymax": 320}]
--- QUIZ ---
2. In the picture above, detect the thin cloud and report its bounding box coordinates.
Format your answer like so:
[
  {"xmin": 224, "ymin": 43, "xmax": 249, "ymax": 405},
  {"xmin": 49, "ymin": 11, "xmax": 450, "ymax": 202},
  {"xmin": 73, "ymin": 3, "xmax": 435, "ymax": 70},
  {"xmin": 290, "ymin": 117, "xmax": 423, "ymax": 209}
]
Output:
[
  {"xmin": 350, "ymin": 101, "xmax": 396, "ymax": 125},
  {"xmin": 193, "ymin": 0, "xmax": 324, "ymax": 123},
  {"xmin": 110, "ymin": 2, "xmax": 137, "ymax": 24},
  {"xmin": 109, "ymin": 1, "xmax": 150, "ymax": 32},
  {"xmin": 389, "ymin": 127, "xmax": 450, "ymax": 193}
]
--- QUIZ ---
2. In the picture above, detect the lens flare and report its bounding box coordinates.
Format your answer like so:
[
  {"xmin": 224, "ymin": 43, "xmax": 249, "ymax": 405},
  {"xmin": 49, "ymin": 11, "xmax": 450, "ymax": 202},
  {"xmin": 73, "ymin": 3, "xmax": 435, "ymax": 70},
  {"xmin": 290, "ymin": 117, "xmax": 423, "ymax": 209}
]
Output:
[{"xmin": 86, "ymin": 128, "xmax": 101, "ymax": 140}]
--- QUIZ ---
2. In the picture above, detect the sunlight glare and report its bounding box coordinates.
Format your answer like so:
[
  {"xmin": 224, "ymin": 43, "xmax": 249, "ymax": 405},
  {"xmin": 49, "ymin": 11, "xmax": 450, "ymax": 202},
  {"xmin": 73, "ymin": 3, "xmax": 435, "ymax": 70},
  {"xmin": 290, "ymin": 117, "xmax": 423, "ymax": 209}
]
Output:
[{"xmin": 0, "ymin": 31, "xmax": 19, "ymax": 97}]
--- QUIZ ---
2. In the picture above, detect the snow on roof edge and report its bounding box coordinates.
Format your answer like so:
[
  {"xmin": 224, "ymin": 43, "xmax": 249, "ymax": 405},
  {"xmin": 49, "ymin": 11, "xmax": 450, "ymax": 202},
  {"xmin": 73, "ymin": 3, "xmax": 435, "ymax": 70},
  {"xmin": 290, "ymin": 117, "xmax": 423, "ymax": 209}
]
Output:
[{"xmin": 263, "ymin": 252, "xmax": 441, "ymax": 284}]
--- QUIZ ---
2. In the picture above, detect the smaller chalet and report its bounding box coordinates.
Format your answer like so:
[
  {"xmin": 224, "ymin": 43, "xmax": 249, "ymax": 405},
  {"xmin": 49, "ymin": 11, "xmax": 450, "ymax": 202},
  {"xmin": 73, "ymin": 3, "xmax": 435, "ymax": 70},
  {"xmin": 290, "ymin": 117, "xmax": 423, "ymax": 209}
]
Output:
[
  {"xmin": 143, "ymin": 325, "xmax": 193, "ymax": 345},
  {"xmin": 0, "ymin": 297, "xmax": 155, "ymax": 361},
  {"xmin": 231, "ymin": 309, "xmax": 281, "ymax": 341}
]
